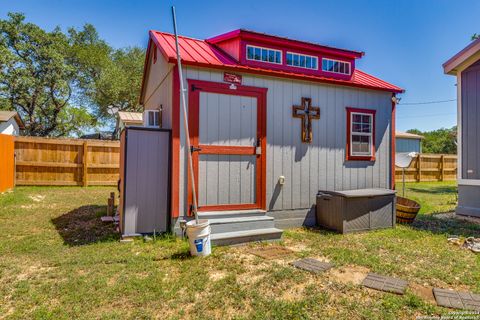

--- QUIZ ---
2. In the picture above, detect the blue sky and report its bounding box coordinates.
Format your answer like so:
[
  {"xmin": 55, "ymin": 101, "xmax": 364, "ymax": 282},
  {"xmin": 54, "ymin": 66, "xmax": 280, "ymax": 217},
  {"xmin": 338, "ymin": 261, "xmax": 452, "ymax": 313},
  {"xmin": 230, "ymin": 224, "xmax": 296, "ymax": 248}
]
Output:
[{"xmin": 1, "ymin": 0, "xmax": 478, "ymax": 132}]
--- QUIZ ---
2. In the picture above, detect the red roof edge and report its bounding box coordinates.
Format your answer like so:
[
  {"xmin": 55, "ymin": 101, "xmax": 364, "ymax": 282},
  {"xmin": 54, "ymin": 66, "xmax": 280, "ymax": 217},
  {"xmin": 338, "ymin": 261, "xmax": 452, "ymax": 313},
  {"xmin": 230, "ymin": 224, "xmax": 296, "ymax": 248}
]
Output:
[
  {"xmin": 166, "ymin": 57, "xmax": 404, "ymax": 94},
  {"xmin": 207, "ymin": 28, "xmax": 364, "ymax": 59}
]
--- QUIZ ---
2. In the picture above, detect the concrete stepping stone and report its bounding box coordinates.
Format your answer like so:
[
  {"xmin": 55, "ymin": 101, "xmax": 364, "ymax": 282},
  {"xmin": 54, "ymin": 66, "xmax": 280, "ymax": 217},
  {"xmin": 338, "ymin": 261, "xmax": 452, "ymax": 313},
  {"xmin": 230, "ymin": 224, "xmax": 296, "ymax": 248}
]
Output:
[
  {"xmin": 290, "ymin": 258, "xmax": 334, "ymax": 274},
  {"xmin": 249, "ymin": 246, "xmax": 293, "ymax": 260},
  {"xmin": 361, "ymin": 273, "xmax": 408, "ymax": 295},
  {"xmin": 433, "ymin": 288, "xmax": 480, "ymax": 311}
]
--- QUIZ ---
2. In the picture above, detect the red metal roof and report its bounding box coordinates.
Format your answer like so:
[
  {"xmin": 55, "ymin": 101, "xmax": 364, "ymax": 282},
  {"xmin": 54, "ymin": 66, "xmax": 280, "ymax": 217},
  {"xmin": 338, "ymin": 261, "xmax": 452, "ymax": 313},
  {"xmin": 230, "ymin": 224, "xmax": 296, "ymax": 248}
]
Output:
[{"xmin": 150, "ymin": 30, "xmax": 404, "ymax": 94}]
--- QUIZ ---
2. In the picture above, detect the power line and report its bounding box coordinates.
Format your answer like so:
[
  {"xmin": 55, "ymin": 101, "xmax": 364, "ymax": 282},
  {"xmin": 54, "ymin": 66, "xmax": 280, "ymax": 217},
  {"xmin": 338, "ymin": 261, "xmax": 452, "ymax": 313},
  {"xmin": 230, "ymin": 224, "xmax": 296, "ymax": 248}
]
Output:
[
  {"xmin": 397, "ymin": 112, "xmax": 456, "ymax": 119},
  {"xmin": 399, "ymin": 99, "xmax": 456, "ymax": 106}
]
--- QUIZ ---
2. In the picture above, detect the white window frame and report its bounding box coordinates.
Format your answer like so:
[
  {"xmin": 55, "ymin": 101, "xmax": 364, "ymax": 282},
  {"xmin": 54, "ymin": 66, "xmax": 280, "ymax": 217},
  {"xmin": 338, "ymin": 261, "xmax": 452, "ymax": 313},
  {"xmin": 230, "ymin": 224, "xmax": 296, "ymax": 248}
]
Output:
[
  {"xmin": 246, "ymin": 45, "xmax": 282, "ymax": 65},
  {"xmin": 286, "ymin": 51, "xmax": 319, "ymax": 70},
  {"xmin": 144, "ymin": 110, "xmax": 160, "ymax": 128},
  {"xmin": 322, "ymin": 58, "xmax": 351, "ymax": 75},
  {"xmin": 350, "ymin": 112, "xmax": 373, "ymax": 157}
]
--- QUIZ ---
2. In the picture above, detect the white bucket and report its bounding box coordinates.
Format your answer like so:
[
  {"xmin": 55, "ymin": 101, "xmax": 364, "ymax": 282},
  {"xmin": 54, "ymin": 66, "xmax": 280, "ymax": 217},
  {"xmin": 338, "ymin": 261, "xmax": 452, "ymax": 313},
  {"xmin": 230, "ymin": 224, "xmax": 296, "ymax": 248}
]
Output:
[{"xmin": 186, "ymin": 219, "xmax": 211, "ymax": 256}]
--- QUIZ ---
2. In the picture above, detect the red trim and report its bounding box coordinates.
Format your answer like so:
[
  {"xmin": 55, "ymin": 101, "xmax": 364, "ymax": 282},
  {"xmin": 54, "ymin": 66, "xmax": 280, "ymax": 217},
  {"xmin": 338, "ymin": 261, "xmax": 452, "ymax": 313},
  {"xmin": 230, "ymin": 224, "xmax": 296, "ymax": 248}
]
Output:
[
  {"xmin": 153, "ymin": 43, "xmax": 157, "ymax": 64},
  {"xmin": 346, "ymin": 107, "xmax": 376, "ymax": 162},
  {"xmin": 171, "ymin": 66, "xmax": 180, "ymax": 218},
  {"xmin": 139, "ymin": 39, "xmax": 153, "ymax": 104},
  {"xmin": 187, "ymin": 79, "xmax": 267, "ymax": 214},
  {"xmin": 391, "ymin": 95, "xmax": 396, "ymax": 189},
  {"xmin": 238, "ymin": 40, "xmax": 355, "ymax": 81},
  {"xmin": 207, "ymin": 29, "xmax": 364, "ymax": 59},
  {"xmin": 199, "ymin": 145, "xmax": 256, "ymax": 155},
  {"xmin": 167, "ymin": 59, "xmax": 403, "ymax": 94}
]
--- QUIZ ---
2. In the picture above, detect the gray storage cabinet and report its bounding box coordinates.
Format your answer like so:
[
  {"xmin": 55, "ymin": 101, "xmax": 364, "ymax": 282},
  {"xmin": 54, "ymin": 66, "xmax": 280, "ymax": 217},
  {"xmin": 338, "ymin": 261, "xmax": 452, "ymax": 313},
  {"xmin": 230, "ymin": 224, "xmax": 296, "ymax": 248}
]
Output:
[
  {"xmin": 119, "ymin": 127, "xmax": 171, "ymax": 236},
  {"xmin": 316, "ymin": 189, "xmax": 396, "ymax": 233}
]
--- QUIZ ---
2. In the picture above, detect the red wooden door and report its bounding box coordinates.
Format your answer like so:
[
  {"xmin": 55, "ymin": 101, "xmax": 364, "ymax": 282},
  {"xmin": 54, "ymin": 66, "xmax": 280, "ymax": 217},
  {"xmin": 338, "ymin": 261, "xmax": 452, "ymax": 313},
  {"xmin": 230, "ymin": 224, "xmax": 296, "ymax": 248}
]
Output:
[{"xmin": 187, "ymin": 80, "xmax": 267, "ymax": 214}]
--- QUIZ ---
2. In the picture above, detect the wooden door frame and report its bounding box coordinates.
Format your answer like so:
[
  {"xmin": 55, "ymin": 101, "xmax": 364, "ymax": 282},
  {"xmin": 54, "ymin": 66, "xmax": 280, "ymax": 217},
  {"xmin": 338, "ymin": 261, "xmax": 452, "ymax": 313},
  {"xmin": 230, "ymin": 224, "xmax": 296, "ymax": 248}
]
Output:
[{"xmin": 187, "ymin": 79, "xmax": 267, "ymax": 214}]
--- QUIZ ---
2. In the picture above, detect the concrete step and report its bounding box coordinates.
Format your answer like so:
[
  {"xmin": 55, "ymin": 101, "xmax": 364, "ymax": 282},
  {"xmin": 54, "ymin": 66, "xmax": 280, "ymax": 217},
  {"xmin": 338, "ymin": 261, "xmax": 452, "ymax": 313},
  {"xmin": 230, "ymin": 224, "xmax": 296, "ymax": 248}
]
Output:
[
  {"xmin": 198, "ymin": 209, "xmax": 266, "ymax": 220},
  {"xmin": 208, "ymin": 215, "xmax": 275, "ymax": 234},
  {"xmin": 210, "ymin": 228, "xmax": 283, "ymax": 246}
]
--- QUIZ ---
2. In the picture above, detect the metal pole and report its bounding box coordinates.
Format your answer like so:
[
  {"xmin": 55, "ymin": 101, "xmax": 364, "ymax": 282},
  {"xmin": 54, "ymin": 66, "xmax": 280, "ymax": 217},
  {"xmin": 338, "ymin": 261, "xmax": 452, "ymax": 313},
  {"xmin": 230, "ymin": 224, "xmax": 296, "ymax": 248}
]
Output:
[
  {"xmin": 402, "ymin": 168, "xmax": 405, "ymax": 197},
  {"xmin": 172, "ymin": 6, "xmax": 199, "ymax": 224}
]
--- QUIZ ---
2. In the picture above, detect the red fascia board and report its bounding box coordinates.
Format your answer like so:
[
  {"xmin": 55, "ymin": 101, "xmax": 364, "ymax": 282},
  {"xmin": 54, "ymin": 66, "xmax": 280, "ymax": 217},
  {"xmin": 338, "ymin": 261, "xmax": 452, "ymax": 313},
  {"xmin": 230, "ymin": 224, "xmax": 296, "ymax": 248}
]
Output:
[
  {"xmin": 167, "ymin": 57, "xmax": 404, "ymax": 93},
  {"xmin": 207, "ymin": 29, "xmax": 364, "ymax": 60},
  {"xmin": 139, "ymin": 39, "xmax": 153, "ymax": 104}
]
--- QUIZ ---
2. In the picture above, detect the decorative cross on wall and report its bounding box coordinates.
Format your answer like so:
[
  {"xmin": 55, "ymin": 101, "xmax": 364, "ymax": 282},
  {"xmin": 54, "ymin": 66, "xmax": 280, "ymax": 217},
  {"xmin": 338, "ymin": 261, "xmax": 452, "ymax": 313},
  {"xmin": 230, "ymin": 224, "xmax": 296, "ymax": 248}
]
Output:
[{"xmin": 292, "ymin": 97, "xmax": 320, "ymax": 143}]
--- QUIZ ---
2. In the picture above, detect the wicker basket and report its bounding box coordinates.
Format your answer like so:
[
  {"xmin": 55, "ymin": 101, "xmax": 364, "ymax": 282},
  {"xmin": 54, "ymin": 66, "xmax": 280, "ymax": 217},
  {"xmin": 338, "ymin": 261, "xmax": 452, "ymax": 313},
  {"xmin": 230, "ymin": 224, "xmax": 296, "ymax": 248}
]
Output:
[{"xmin": 396, "ymin": 196, "xmax": 421, "ymax": 224}]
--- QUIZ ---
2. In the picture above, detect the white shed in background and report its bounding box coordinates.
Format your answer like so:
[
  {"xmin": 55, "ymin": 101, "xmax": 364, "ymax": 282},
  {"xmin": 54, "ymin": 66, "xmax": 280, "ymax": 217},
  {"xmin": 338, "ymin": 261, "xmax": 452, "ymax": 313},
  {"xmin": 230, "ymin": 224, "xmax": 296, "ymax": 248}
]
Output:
[
  {"xmin": 116, "ymin": 111, "xmax": 143, "ymax": 138},
  {"xmin": 395, "ymin": 131, "xmax": 424, "ymax": 153},
  {"xmin": 0, "ymin": 111, "xmax": 24, "ymax": 136}
]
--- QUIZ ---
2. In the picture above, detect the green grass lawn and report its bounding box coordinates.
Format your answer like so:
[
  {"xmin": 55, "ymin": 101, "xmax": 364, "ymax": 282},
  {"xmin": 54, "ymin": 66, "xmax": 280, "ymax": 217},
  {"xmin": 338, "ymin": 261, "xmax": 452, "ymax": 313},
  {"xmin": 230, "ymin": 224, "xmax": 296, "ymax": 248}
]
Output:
[
  {"xmin": 396, "ymin": 181, "xmax": 458, "ymax": 215},
  {"xmin": 0, "ymin": 184, "xmax": 479, "ymax": 319}
]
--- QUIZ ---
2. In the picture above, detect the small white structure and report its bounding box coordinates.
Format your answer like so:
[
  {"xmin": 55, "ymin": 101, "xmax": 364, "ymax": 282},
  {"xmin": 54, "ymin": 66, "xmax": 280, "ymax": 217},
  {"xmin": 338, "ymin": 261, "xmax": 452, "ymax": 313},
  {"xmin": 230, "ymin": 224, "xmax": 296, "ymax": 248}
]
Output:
[
  {"xmin": 395, "ymin": 131, "xmax": 424, "ymax": 153},
  {"xmin": 0, "ymin": 111, "xmax": 24, "ymax": 135},
  {"xmin": 117, "ymin": 111, "xmax": 143, "ymax": 130},
  {"xmin": 116, "ymin": 111, "xmax": 143, "ymax": 138}
]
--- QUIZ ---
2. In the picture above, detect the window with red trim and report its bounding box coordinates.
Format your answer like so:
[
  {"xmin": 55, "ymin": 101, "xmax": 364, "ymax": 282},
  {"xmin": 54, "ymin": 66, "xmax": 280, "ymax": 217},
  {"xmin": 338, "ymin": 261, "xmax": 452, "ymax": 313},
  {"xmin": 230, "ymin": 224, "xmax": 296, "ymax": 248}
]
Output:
[{"xmin": 346, "ymin": 107, "xmax": 376, "ymax": 161}]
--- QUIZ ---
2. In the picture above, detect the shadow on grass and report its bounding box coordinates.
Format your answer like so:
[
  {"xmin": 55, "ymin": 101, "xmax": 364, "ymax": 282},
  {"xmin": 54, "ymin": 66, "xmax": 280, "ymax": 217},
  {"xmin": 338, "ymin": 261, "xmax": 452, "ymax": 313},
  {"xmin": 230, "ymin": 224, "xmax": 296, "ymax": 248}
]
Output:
[
  {"xmin": 51, "ymin": 205, "xmax": 120, "ymax": 246},
  {"xmin": 410, "ymin": 214, "xmax": 480, "ymax": 237},
  {"xmin": 407, "ymin": 186, "xmax": 458, "ymax": 195}
]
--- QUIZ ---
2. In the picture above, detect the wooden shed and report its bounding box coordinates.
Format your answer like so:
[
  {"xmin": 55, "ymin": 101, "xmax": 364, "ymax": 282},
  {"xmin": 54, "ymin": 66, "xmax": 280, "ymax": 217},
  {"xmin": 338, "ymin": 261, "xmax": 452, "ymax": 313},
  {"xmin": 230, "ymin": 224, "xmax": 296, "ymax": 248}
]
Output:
[
  {"xmin": 138, "ymin": 29, "xmax": 403, "ymax": 244},
  {"xmin": 444, "ymin": 38, "xmax": 480, "ymax": 217}
]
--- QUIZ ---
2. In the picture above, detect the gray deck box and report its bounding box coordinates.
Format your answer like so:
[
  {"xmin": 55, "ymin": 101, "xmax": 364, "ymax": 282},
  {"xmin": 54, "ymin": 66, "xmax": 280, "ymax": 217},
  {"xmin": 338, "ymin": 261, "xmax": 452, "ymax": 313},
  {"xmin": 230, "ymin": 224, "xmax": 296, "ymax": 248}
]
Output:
[{"xmin": 316, "ymin": 189, "xmax": 396, "ymax": 233}]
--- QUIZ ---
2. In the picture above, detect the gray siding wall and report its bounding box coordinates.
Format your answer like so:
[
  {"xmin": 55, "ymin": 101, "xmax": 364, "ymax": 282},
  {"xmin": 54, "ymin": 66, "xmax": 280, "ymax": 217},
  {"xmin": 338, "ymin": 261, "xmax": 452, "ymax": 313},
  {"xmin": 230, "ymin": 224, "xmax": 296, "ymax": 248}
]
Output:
[
  {"xmin": 461, "ymin": 61, "xmax": 480, "ymax": 180},
  {"xmin": 457, "ymin": 185, "xmax": 480, "ymax": 217},
  {"xmin": 124, "ymin": 129, "xmax": 170, "ymax": 235},
  {"xmin": 396, "ymin": 138, "xmax": 421, "ymax": 153},
  {"xmin": 177, "ymin": 66, "xmax": 392, "ymax": 217}
]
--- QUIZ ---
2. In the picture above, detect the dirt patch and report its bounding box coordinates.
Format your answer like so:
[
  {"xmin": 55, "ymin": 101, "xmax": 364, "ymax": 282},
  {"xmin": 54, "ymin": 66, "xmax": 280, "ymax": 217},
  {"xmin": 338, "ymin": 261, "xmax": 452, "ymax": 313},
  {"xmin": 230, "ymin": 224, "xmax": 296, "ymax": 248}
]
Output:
[
  {"xmin": 328, "ymin": 265, "xmax": 369, "ymax": 285},
  {"xmin": 29, "ymin": 195, "xmax": 45, "ymax": 202},
  {"xmin": 248, "ymin": 246, "xmax": 294, "ymax": 260},
  {"xmin": 209, "ymin": 270, "xmax": 227, "ymax": 281},
  {"xmin": 284, "ymin": 241, "xmax": 309, "ymax": 252},
  {"xmin": 409, "ymin": 283, "xmax": 436, "ymax": 304}
]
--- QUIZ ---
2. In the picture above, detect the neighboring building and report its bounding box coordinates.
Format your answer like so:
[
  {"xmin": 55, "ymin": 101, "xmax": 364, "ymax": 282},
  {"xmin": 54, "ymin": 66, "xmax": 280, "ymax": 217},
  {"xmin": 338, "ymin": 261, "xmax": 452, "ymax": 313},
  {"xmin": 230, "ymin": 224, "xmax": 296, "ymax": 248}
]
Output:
[
  {"xmin": 80, "ymin": 131, "xmax": 115, "ymax": 140},
  {"xmin": 0, "ymin": 111, "xmax": 24, "ymax": 135},
  {"xmin": 444, "ymin": 37, "xmax": 480, "ymax": 217},
  {"xmin": 138, "ymin": 29, "xmax": 403, "ymax": 239},
  {"xmin": 395, "ymin": 131, "xmax": 423, "ymax": 153}
]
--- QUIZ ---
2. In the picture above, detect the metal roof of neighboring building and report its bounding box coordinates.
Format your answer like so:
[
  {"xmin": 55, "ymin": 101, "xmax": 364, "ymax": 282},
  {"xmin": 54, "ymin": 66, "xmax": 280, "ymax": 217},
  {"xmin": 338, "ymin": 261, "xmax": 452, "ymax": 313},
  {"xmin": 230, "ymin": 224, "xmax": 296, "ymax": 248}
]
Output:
[
  {"xmin": 0, "ymin": 111, "xmax": 25, "ymax": 129},
  {"xmin": 149, "ymin": 30, "xmax": 404, "ymax": 94},
  {"xmin": 118, "ymin": 111, "xmax": 143, "ymax": 124},
  {"xmin": 395, "ymin": 131, "xmax": 424, "ymax": 140},
  {"xmin": 443, "ymin": 37, "xmax": 480, "ymax": 75}
]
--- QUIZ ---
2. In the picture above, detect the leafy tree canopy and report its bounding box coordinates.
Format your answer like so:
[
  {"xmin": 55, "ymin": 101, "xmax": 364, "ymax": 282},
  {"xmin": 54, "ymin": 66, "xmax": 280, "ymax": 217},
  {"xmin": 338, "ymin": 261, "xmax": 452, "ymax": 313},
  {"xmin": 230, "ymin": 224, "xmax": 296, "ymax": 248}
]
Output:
[
  {"xmin": 0, "ymin": 12, "xmax": 145, "ymax": 137},
  {"xmin": 69, "ymin": 25, "xmax": 144, "ymax": 131},
  {"xmin": 406, "ymin": 127, "xmax": 457, "ymax": 154}
]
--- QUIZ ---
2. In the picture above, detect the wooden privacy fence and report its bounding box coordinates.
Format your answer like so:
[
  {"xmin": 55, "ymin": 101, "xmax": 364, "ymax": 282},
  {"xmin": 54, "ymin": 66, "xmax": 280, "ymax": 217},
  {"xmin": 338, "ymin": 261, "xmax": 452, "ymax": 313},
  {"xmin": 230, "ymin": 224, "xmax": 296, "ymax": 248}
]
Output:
[
  {"xmin": 15, "ymin": 136, "xmax": 120, "ymax": 186},
  {"xmin": 395, "ymin": 154, "xmax": 457, "ymax": 182}
]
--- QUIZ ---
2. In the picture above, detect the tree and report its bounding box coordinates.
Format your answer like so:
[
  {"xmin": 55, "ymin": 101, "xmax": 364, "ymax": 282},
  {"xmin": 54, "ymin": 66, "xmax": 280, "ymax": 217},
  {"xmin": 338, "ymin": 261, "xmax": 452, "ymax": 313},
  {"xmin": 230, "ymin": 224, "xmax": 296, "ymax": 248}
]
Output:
[
  {"xmin": 406, "ymin": 127, "xmax": 457, "ymax": 154},
  {"xmin": 0, "ymin": 13, "xmax": 95, "ymax": 136},
  {"xmin": 472, "ymin": 33, "xmax": 479, "ymax": 41},
  {"xmin": 69, "ymin": 25, "xmax": 145, "ymax": 131}
]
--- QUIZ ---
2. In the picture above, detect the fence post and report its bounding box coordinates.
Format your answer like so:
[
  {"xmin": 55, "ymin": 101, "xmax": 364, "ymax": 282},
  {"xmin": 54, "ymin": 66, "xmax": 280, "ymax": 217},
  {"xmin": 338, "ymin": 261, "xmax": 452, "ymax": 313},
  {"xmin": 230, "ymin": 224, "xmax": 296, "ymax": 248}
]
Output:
[
  {"xmin": 83, "ymin": 142, "xmax": 88, "ymax": 187},
  {"xmin": 440, "ymin": 155, "xmax": 445, "ymax": 181},
  {"xmin": 417, "ymin": 154, "xmax": 422, "ymax": 182}
]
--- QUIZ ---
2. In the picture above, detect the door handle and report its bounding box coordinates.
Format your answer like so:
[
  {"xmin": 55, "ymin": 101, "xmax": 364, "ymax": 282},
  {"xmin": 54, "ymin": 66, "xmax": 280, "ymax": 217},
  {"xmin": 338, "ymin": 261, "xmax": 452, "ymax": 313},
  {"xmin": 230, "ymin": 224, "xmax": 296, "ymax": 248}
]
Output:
[{"xmin": 190, "ymin": 146, "xmax": 202, "ymax": 153}]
